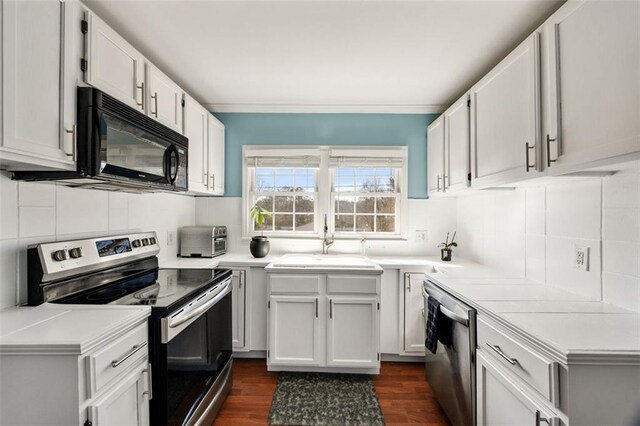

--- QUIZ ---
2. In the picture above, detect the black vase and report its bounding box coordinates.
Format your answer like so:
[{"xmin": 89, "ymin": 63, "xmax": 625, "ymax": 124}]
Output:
[
  {"xmin": 250, "ymin": 236, "xmax": 270, "ymax": 258},
  {"xmin": 441, "ymin": 248, "xmax": 452, "ymax": 262}
]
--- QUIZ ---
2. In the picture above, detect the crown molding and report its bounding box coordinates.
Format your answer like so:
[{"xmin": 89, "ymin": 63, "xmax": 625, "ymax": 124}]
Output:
[{"xmin": 202, "ymin": 103, "xmax": 445, "ymax": 114}]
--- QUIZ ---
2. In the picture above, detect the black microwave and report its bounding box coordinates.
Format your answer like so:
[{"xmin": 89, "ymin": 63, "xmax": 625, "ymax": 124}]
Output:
[{"xmin": 13, "ymin": 87, "xmax": 188, "ymax": 192}]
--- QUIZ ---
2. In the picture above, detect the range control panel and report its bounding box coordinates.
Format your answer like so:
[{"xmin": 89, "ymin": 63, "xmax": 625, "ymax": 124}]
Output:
[{"xmin": 37, "ymin": 232, "xmax": 159, "ymax": 280}]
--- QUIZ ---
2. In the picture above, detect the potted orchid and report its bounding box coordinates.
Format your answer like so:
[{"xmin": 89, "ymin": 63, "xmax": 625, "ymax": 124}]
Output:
[{"xmin": 438, "ymin": 232, "xmax": 457, "ymax": 262}]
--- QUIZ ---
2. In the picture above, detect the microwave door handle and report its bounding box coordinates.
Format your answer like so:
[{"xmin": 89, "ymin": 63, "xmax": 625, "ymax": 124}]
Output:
[{"xmin": 163, "ymin": 145, "xmax": 179, "ymax": 184}]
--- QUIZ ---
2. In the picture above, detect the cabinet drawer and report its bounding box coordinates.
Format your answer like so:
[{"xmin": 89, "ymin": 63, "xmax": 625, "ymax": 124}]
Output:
[
  {"xmin": 87, "ymin": 323, "xmax": 148, "ymax": 397},
  {"xmin": 477, "ymin": 317, "xmax": 556, "ymax": 403},
  {"xmin": 327, "ymin": 275, "xmax": 378, "ymax": 294},
  {"xmin": 270, "ymin": 274, "xmax": 321, "ymax": 294}
]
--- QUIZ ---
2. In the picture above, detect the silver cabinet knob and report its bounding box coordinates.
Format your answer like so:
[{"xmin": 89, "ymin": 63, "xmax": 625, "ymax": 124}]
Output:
[
  {"xmin": 69, "ymin": 247, "xmax": 84, "ymax": 259},
  {"xmin": 52, "ymin": 250, "xmax": 68, "ymax": 261}
]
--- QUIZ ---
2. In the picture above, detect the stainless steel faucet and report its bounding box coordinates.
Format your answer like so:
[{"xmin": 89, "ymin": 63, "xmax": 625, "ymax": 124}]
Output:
[{"xmin": 322, "ymin": 214, "xmax": 334, "ymax": 254}]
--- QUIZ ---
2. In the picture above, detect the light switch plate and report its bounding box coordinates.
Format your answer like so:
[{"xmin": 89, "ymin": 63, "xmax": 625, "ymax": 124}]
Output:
[{"xmin": 574, "ymin": 245, "xmax": 589, "ymax": 271}]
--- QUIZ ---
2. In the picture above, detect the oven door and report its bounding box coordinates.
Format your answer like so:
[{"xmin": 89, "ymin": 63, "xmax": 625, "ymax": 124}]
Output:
[
  {"xmin": 97, "ymin": 111, "xmax": 184, "ymax": 189},
  {"xmin": 153, "ymin": 278, "xmax": 233, "ymax": 426}
]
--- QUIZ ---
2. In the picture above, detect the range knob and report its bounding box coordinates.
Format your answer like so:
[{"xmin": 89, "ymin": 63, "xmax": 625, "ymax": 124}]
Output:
[
  {"xmin": 69, "ymin": 247, "xmax": 84, "ymax": 259},
  {"xmin": 142, "ymin": 238, "xmax": 149, "ymax": 246},
  {"xmin": 52, "ymin": 250, "xmax": 68, "ymax": 261},
  {"xmin": 149, "ymin": 237, "xmax": 156, "ymax": 245},
  {"xmin": 132, "ymin": 239, "xmax": 142, "ymax": 248}
]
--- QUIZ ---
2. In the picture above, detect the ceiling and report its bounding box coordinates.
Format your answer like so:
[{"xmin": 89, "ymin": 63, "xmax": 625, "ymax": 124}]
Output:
[{"xmin": 84, "ymin": 0, "xmax": 563, "ymax": 113}]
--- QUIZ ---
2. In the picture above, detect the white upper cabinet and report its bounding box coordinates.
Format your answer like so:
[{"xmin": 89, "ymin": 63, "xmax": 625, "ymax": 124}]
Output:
[
  {"xmin": 84, "ymin": 10, "xmax": 145, "ymax": 112},
  {"xmin": 427, "ymin": 116, "xmax": 445, "ymax": 195},
  {"xmin": 1, "ymin": 0, "xmax": 75, "ymax": 170},
  {"xmin": 470, "ymin": 33, "xmax": 542, "ymax": 188},
  {"xmin": 146, "ymin": 62, "xmax": 184, "ymax": 133},
  {"xmin": 207, "ymin": 114, "xmax": 225, "ymax": 195},
  {"xmin": 543, "ymin": 0, "xmax": 640, "ymax": 174},
  {"xmin": 183, "ymin": 94, "xmax": 209, "ymax": 193},
  {"xmin": 445, "ymin": 94, "xmax": 470, "ymax": 191}
]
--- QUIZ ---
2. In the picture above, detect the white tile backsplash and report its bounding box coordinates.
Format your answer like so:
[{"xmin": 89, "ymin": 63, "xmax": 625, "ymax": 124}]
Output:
[
  {"xmin": 546, "ymin": 179, "xmax": 601, "ymax": 240},
  {"xmin": 457, "ymin": 162, "xmax": 640, "ymax": 311},
  {"xmin": 0, "ymin": 176, "xmax": 18, "ymax": 240},
  {"xmin": 0, "ymin": 172, "xmax": 196, "ymax": 310}
]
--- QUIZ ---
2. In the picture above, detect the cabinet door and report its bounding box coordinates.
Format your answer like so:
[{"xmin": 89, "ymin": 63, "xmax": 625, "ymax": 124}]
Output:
[
  {"xmin": 89, "ymin": 364, "xmax": 150, "ymax": 426},
  {"xmin": 268, "ymin": 295, "xmax": 322, "ymax": 366},
  {"xmin": 207, "ymin": 114, "xmax": 225, "ymax": 195},
  {"xmin": 85, "ymin": 10, "xmax": 145, "ymax": 112},
  {"xmin": 403, "ymin": 273, "xmax": 425, "ymax": 353},
  {"xmin": 232, "ymin": 270, "xmax": 246, "ymax": 350},
  {"xmin": 477, "ymin": 351, "xmax": 559, "ymax": 426},
  {"xmin": 146, "ymin": 62, "xmax": 183, "ymax": 133},
  {"xmin": 471, "ymin": 33, "xmax": 542, "ymax": 188},
  {"xmin": 326, "ymin": 297, "xmax": 379, "ymax": 368},
  {"xmin": 1, "ymin": 0, "xmax": 75, "ymax": 170},
  {"xmin": 445, "ymin": 94, "xmax": 470, "ymax": 191},
  {"xmin": 543, "ymin": 1, "xmax": 640, "ymax": 174},
  {"xmin": 183, "ymin": 95, "xmax": 209, "ymax": 193},
  {"xmin": 427, "ymin": 116, "xmax": 445, "ymax": 195}
]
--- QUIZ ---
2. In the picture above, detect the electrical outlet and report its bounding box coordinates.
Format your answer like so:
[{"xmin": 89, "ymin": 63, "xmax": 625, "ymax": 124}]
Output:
[
  {"xmin": 167, "ymin": 230, "xmax": 176, "ymax": 246},
  {"xmin": 415, "ymin": 230, "xmax": 428, "ymax": 242},
  {"xmin": 574, "ymin": 245, "xmax": 589, "ymax": 271}
]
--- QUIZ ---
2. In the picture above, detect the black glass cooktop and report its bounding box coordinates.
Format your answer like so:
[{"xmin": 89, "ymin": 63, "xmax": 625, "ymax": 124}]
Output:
[{"xmin": 57, "ymin": 268, "xmax": 231, "ymax": 311}]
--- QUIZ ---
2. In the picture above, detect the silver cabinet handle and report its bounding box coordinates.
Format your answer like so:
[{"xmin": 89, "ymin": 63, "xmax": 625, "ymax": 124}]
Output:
[
  {"xmin": 64, "ymin": 125, "xmax": 76, "ymax": 159},
  {"xmin": 143, "ymin": 363, "xmax": 153, "ymax": 400},
  {"xmin": 525, "ymin": 142, "xmax": 536, "ymax": 172},
  {"xmin": 329, "ymin": 299, "xmax": 333, "ymax": 319},
  {"xmin": 546, "ymin": 134, "xmax": 557, "ymax": 168},
  {"xmin": 436, "ymin": 175, "xmax": 441, "ymax": 192},
  {"xmin": 111, "ymin": 342, "xmax": 147, "ymax": 368},
  {"xmin": 405, "ymin": 273, "xmax": 410, "ymax": 292},
  {"xmin": 443, "ymin": 175, "xmax": 449, "ymax": 190},
  {"xmin": 151, "ymin": 92, "xmax": 158, "ymax": 117},
  {"xmin": 210, "ymin": 174, "xmax": 215, "ymax": 190},
  {"xmin": 486, "ymin": 342, "xmax": 517, "ymax": 365},
  {"xmin": 315, "ymin": 298, "xmax": 318, "ymax": 318},
  {"xmin": 536, "ymin": 410, "xmax": 552, "ymax": 425},
  {"xmin": 136, "ymin": 82, "xmax": 144, "ymax": 109},
  {"xmin": 420, "ymin": 308, "xmax": 425, "ymax": 318},
  {"xmin": 203, "ymin": 171, "xmax": 208, "ymax": 186}
]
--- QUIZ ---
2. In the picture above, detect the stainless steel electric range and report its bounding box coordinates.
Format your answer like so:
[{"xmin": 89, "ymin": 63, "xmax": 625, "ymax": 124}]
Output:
[{"xmin": 27, "ymin": 231, "xmax": 233, "ymax": 426}]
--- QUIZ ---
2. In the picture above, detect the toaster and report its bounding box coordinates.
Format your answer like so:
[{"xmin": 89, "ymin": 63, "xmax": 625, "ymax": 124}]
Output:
[{"xmin": 179, "ymin": 226, "xmax": 227, "ymax": 258}]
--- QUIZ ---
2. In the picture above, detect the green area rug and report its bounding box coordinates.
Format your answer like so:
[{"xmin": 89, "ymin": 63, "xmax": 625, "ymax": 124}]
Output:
[{"xmin": 268, "ymin": 372, "xmax": 385, "ymax": 426}]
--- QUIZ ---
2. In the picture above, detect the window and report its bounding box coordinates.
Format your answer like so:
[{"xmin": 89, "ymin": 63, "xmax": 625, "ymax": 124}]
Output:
[
  {"xmin": 333, "ymin": 167, "xmax": 399, "ymax": 233},
  {"xmin": 243, "ymin": 146, "xmax": 407, "ymax": 239},
  {"xmin": 252, "ymin": 168, "xmax": 317, "ymax": 232}
]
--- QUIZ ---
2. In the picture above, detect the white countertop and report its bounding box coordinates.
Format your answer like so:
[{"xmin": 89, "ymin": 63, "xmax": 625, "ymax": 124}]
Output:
[
  {"xmin": 160, "ymin": 252, "xmax": 467, "ymax": 270},
  {"xmin": 0, "ymin": 304, "xmax": 150, "ymax": 355},
  {"xmin": 426, "ymin": 266, "xmax": 640, "ymax": 363}
]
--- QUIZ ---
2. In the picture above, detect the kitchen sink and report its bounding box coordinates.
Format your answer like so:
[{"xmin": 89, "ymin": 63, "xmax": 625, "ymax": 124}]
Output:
[{"xmin": 271, "ymin": 254, "xmax": 379, "ymax": 269}]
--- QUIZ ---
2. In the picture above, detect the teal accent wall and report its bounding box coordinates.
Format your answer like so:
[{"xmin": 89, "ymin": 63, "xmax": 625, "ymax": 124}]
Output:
[{"xmin": 213, "ymin": 113, "xmax": 439, "ymax": 199}]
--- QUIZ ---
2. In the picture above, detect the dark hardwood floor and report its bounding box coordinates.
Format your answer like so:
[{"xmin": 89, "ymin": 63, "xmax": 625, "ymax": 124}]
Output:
[{"xmin": 212, "ymin": 358, "xmax": 450, "ymax": 425}]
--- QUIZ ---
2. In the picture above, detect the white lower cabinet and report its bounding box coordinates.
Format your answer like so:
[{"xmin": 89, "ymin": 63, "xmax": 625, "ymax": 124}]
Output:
[
  {"xmin": 269, "ymin": 295, "xmax": 323, "ymax": 367},
  {"xmin": 477, "ymin": 350, "xmax": 560, "ymax": 426},
  {"xmin": 267, "ymin": 272, "xmax": 380, "ymax": 373},
  {"xmin": 88, "ymin": 363, "xmax": 150, "ymax": 426},
  {"xmin": 327, "ymin": 297, "xmax": 378, "ymax": 367},
  {"xmin": 231, "ymin": 269, "xmax": 247, "ymax": 350},
  {"xmin": 402, "ymin": 272, "xmax": 426, "ymax": 353}
]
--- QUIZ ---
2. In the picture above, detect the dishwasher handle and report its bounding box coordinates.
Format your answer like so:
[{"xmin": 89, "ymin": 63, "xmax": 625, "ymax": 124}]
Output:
[{"xmin": 422, "ymin": 285, "xmax": 470, "ymax": 327}]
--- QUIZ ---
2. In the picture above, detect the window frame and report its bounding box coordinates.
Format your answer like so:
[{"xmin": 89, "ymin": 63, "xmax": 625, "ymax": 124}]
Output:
[{"xmin": 242, "ymin": 146, "xmax": 408, "ymax": 240}]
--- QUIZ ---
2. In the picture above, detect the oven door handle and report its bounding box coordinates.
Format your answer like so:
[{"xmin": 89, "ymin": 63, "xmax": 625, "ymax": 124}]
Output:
[{"xmin": 169, "ymin": 278, "xmax": 232, "ymax": 328}]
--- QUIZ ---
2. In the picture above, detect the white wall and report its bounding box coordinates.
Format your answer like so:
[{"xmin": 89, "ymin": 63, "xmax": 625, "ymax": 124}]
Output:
[
  {"xmin": 0, "ymin": 172, "xmax": 196, "ymax": 310},
  {"xmin": 195, "ymin": 197, "xmax": 457, "ymax": 257},
  {"xmin": 456, "ymin": 161, "xmax": 640, "ymax": 312}
]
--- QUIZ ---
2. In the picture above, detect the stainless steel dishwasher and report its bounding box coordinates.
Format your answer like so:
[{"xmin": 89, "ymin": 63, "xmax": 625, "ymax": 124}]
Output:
[{"xmin": 423, "ymin": 278, "xmax": 477, "ymax": 426}]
